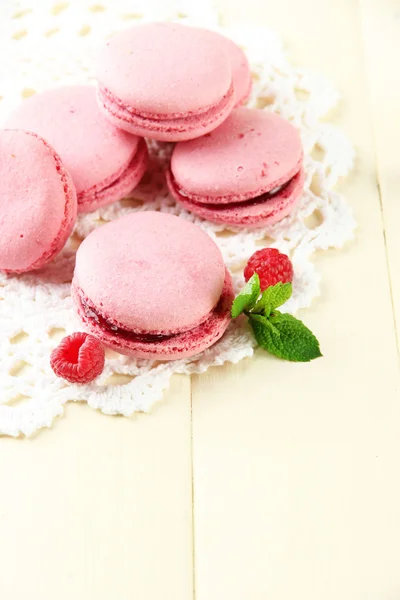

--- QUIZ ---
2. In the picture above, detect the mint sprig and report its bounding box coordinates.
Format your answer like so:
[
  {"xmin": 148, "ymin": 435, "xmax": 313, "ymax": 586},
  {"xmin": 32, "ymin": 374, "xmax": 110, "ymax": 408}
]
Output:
[
  {"xmin": 231, "ymin": 273, "xmax": 261, "ymax": 318},
  {"xmin": 252, "ymin": 281, "xmax": 292, "ymax": 316},
  {"xmin": 231, "ymin": 280, "xmax": 322, "ymax": 362}
]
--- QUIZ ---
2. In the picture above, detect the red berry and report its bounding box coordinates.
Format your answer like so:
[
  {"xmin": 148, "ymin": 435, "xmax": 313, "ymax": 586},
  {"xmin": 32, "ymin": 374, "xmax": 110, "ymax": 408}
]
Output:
[
  {"xmin": 50, "ymin": 332, "xmax": 105, "ymax": 384},
  {"xmin": 244, "ymin": 248, "xmax": 293, "ymax": 291}
]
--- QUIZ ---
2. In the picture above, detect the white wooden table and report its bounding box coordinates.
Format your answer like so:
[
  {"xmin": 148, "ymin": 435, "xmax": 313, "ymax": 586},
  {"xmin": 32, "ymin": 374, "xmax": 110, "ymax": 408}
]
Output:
[{"xmin": 1, "ymin": 1, "xmax": 400, "ymax": 598}]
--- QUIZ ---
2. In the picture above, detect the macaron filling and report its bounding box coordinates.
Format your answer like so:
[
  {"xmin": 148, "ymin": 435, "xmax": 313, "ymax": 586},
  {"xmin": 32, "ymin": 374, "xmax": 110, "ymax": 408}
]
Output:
[
  {"xmin": 78, "ymin": 291, "xmax": 215, "ymax": 339},
  {"xmin": 98, "ymin": 83, "xmax": 235, "ymax": 134},
  {"xmin": 167, "ymin": 167, "xmax": 304, "ymax": 210},
  {"xmin": 72, "ymin": 268, "xmax": 234, "ymax": 357},
  {"xmin": 78, "ymin": 138, "xmax": 148, "ymax": 212}
]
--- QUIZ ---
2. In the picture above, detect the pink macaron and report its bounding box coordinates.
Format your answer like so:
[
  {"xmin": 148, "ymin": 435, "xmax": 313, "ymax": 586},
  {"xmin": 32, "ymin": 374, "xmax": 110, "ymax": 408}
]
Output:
[
  {"xmin": 6, "ymin": 85, "xmax": 148, "ymax": 213},
  {"xmin": 96, "ymin": 22, "xmax": 236, "ymax": 142},
  {"xmin": 167, "ymin": 108, "xmax": 304, "ymax": 228},
  {"xmin": 220, "ymin": 35, "xmax": 252, "ymax": 106},
  {"xmin": 72, "ymin": 212, "xmax": 234, "ymax": 360},
  {"xmin": 0, "ymin": 129, "xmax": 77, "ymax": 273}
]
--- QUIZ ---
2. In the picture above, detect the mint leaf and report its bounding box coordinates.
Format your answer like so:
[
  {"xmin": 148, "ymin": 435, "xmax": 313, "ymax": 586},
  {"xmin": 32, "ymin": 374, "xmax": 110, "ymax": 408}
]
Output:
[
  {"xmin": 231, "ymin": 274, "xmax": 261, "ymax": 318},
  {"xmin": 252, "ymin": 282, "xmax": 292, "ymax": 317},
  {"xmin": 249, "ymin": 312, "xmax": 322, "ymax": 362},
  {"xmin": 248, "ymin": 314, "xmax": 280, "ymax": 352}
]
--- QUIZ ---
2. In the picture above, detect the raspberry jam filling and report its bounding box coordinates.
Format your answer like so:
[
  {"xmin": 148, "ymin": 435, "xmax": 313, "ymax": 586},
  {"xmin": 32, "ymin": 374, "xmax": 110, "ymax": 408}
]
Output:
[
  {"xmin": 79, "ymin": 293, "xmax": 226, "ymax": 344},
  {"xmin": 80, "ymin": 296, "xmax": 173, "ymax": 342},
  {"xmin": 171, "ymin": 171, "xmax": 297, "ymax": 209}
]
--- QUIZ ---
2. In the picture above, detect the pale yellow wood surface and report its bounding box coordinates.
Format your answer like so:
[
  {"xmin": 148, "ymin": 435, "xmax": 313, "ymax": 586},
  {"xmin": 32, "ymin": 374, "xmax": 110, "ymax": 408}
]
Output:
[
  {"xmin": 193, "ymin": 0, "xmax": 400, "ymax": 598},
  {"xmin": 359, "ymin": 0, "xmax": 400, "ymax": 344},
  {"xmin": 0, "ymin": 377, "xmax": 194, "ymax": 600},
  {"xmin": 1, "ymin": 1, "xmax": 400, "ymax": 599}
]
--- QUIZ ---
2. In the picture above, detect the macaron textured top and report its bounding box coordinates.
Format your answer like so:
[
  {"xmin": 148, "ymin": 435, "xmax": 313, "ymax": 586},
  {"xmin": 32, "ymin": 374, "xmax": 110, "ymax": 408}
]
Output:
[
  {"xmin": 0, "ymin": 129, "xmax": 77, "ymax": 273},
  {"xmin": 6, "ymin": 85, "xmax": 148, "ymax": 213},
  {"xmin": 96, "ymin": 22, "xmax": 236, "ymax": 141},
  {"xmin": 72, "ymin": 212, "xmax": 234, "ymax": 359},
  {"xmin": 167, "ymin": 107, "xmax": 305, "ymax": 228}
]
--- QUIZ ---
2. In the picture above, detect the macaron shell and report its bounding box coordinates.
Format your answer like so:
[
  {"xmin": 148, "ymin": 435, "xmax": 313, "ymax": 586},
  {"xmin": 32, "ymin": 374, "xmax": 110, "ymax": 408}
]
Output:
[
  {"xmin": 78, "ymin": 138, "xmax": 148, "ymax": 213},
  {"xmin": 168, "ymin": 167, "xmax": 305, "ymax": 229},
  {"xmin": 98, "ymin": 83, "xmax": 235, "ymax": 142},
  {"xmin": 72, "ymin": 269, "xmax": 234, "ymax": 360},
  {"xmin": 171, "ymin": 108, "xmax": 303, "ymax": 202},
  {"xmin": 96, "ymin": 22, "xmax": 233, "ymax": 115},
  {"xmin": 0, "ymin": 129, "xmax": 77, "ymax": 273},
  {"xmin": 73, "ymin": 212, "xmax": 226, "ymax": 334},
  {"xmin": 5, "ymin": 85, "xmax": 142, "ymax": 201},
  {"xmin": 220, "ymin": 35, "xmax": 252, "ymax": 106}
]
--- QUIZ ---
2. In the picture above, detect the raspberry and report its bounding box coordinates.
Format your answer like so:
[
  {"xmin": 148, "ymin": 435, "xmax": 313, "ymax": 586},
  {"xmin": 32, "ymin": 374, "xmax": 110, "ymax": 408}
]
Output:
[
  {"xmin": 244, "ymin": 248, "xmax": 293, "ymax": 291},
  {"xmin": 50, "ymin": 332, "xmax": 105, "ymax": 383}
]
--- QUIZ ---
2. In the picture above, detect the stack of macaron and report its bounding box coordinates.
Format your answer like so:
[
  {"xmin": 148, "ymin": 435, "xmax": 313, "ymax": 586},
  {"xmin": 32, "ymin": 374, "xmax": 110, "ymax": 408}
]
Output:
[
  {"xmin": 0, "ymin": 85, "xmax": 149, "ymax": 273},
  {"xmin": 0, "ymin": 21, "xmax": 304, "ymax": 361},
  {"xmin": 96, "ymin": 22, "xmax": 251, "ymax": 140}
]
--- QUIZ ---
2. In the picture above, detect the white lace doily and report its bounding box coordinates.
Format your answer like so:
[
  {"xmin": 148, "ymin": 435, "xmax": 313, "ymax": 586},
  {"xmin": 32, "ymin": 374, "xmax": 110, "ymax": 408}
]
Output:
[{"xmin": 0, "ymin": 0, "xmax": 355, "ymax": 437}]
